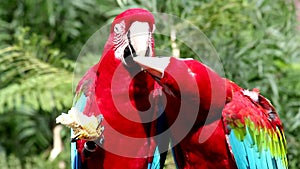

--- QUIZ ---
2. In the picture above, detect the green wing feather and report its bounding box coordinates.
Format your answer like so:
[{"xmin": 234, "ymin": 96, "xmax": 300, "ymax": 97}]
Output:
[{"xmin": 223, "ymin": 86, "xmax": 287, "ymax": 169}]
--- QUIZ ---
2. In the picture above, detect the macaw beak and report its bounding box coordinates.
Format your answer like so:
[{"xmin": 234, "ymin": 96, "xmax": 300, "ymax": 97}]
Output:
[
  {"xmin": 133, "ymin": 56, "xmax": 170, "ymax": 78},
  {"xmin": 123, "ymin": 22, "xmax": 153, "ymax": 66}
]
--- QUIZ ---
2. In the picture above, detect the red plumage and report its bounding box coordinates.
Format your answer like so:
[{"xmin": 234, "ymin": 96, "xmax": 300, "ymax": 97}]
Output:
[
  {"xmin": 159, "ymin": 57, "xmax": 237, "ymax": 169},
  {"xmin": 133, "ymin": 56, "xmax": 287, "ymax": 169},
  {"xmin": 72, "ymin": 8, "xmax": 161, "ymax": 169}
]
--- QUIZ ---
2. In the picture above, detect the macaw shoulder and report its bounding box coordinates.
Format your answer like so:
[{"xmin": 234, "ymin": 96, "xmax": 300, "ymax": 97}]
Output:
[
  {"xmin": 223, "ymin": 81, "xmax": 282, "ymax": 127},
  {"xmin": 75, "ymin": 63, "xmax": 99, "ymax": 93},
  {"xmin": 73, "ymin": 63, "xmax": 100, "ymax": 117}
]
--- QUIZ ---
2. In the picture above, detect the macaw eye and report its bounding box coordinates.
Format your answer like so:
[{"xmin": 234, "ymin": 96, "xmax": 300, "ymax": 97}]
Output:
[
  {"xmin": 114, "ymin": 20, "xmax": 125, "ymax": 34},
  {"xmin": 114, "ymin": 24, "xmax": 120, "ymax": 33}
]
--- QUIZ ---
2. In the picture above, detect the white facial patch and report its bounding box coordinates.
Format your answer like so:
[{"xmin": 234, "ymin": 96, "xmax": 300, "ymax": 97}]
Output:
[
  {"xmin": 128, "ymin": 21, "xmax": 152, "ymax": 57},
  {"xmin": 113, "ymin": 20, "xmax": 128, "ymax": 63}
]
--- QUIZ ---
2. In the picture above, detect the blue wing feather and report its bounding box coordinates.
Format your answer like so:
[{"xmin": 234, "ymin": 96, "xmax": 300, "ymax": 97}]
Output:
[
  {"xmin": 70, "ymin": 88, "xmax": 89, "ymax": 169},
  {"xmin": 148, "ymin": 93, "xmax": 168, "ymax": 169},
  {"xmin": 148, "ymin": 147, "xmax": 161, "ymax": 169},
  {"xmin": 71, "ymin": 130, "xmax": 82, "ymax": 169},
  {"xmin": 74, "ymin": 93, "xmax": 87, "ymax": 112},
  {"xmin": 224, "ymin": 94, "xmax": 287, "ymax": 169},
  {"xmin": 227, "ymin": 122, "xmax": 287, "ymax": 169},
  {"xmin": 228, "ymin": 130, "xmax": 248, "ymax": 169}
]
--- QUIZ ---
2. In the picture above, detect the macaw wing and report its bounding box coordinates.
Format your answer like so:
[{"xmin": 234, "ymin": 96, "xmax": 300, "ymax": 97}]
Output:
[
  {"xmin": 147, "ymin": 115, "xmax": 169, "ymax": 169},
  {"xmin": 148, "ymin": 146, "xmax": 167, "ymax": 169},
  {"xmin": 223, "ymin": 87, "xmax": 288, "ymax": 169},
  {"xmin": 148, "ymin": 84, "xmax": 169, "ymax": 169},
  {"xmin": 71, "ymin": 130, "xmax": 83, "ymax": 169},
  {"xmin": 69, "ymin": 64, "xmax": 101, "ymax": 169}
]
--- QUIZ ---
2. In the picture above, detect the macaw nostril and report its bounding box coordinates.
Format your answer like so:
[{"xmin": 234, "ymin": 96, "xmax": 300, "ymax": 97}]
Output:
[{"xmin": 145, "ymin": 47, "xmax": 150, "ymax": 57}]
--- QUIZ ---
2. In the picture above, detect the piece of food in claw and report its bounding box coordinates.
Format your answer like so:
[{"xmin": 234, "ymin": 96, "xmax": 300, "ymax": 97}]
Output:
[{"xmin": 56, "ymin": 107, "xmax": 104, "ymax": 140}]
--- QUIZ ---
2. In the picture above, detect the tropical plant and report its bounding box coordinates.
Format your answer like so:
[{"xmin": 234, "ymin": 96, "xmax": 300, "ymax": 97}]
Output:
[
  {"xmin": 0, "ymin": 0, "xmax": 299, "ymax": 168},
  {"xmin": 0, "ymin": 27, "xmax": 73, "ymax": 167}
]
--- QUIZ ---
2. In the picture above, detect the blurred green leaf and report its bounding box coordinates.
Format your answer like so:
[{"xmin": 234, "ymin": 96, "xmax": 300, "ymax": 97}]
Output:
[{"xmin": 0, "ymin": 0, "xmax": 299, "ymax": 168}]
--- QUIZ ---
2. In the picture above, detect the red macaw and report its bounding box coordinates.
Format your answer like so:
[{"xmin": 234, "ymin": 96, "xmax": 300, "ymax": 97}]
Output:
[
  {"xmin": 133, "ymin": 56, "xmax": 288, "ymax": 169},
  {"xmin": 56, "ymin": 8, "xmax": 167, "ymax": 169}
]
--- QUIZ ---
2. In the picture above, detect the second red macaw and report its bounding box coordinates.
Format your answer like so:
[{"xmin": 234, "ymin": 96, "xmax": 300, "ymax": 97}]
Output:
[{"xmin": 133, "ymin": 56, "xmax": 288, "ymax": 169}]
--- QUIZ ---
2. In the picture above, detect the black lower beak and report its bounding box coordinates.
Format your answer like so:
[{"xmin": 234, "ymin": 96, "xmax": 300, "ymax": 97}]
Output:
[
  {"xmin": 123, "ymin": 42, "xmax": 137, "ymax": 67},
  {"xmin": 124, "ymin": 43, "xmax": 136, "ymax": 59}
]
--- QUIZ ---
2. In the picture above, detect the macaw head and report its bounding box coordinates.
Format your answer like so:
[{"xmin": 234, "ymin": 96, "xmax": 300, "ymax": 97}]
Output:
[{"xmin": 104, "ymin": 8, "xmax": 156, "ymax": 65}]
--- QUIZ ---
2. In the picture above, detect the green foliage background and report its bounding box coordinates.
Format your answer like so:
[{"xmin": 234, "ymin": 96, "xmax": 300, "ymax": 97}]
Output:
[{"xmin": 0, "ymin": 0, "xmax": 299, "ymax": 168}]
